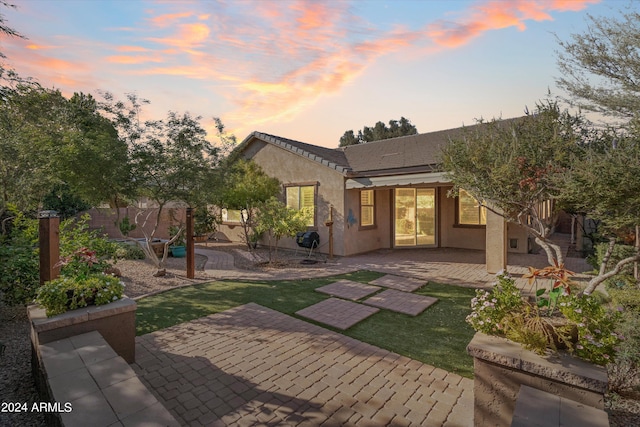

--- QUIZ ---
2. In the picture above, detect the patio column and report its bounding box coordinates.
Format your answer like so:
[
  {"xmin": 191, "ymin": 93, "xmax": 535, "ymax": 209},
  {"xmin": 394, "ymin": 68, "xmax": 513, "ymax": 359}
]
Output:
[{"xmin": 485, "ymin": 206, "xmax": 507, "ymax": 274}]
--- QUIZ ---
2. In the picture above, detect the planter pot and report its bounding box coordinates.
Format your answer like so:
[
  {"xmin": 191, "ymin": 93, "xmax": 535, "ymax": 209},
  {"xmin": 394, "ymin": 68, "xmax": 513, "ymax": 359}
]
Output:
[
  {"xmin": 171, "ymin": 245, "xmax": 186, "ymax": 257},
  {"xmin": 467, "ymin": 332, "xmax": 607, "ymax": 427},
  {"xmin": 194, "ymin": 235, "xmax": 208, "ymax": 243}
]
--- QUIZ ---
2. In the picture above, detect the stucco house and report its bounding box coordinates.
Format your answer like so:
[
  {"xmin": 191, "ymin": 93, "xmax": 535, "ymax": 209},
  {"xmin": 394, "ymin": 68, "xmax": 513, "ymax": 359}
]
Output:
[{"xmin": 218, "ymin": 125, "xmax": 533, "ymax": 273}]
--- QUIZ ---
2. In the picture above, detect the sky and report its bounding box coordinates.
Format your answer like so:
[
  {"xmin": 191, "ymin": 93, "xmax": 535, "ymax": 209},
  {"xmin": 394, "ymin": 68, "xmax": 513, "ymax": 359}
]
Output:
[{"xmin": 0, "ymin": 0, "xmax": 625, "ymax": 148}]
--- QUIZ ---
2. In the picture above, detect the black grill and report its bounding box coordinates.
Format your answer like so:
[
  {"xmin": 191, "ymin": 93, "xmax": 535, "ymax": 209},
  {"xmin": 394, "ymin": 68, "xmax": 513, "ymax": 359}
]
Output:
[{"xmin": 296, "ymin": 231, "xmax": 319, "ymax": 249}]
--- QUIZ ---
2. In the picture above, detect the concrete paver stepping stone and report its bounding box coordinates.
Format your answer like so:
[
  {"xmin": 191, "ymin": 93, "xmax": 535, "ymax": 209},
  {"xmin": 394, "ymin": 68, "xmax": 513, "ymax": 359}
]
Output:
[
  {"xmin": 369, "ymin": 274, "xmax": 426, "ymax": 292},
  {"xmin": 295, "ymin": 298, "xmax": 379, "ymax": 330},
  {"xmin": 315, "ymin": 280, "xmax": 381, "ymax": 301},
  {"xmin": 364, "ymin": 289, "xmax": 438, "ymax": 316}
]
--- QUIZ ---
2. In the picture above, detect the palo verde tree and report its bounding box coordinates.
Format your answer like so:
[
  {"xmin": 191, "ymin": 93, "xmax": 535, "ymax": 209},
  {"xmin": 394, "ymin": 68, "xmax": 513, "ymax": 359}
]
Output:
[
  {"xmin": 441, "ymin": 102, "xmax": 584, "ymax": 265},
  {"xmin": 339, "ymin": 116, "xmax": 418, "ymax": 147},
  {"xmin": 218, "ymin": 159, "xmax": 280, "ymax": 251}
]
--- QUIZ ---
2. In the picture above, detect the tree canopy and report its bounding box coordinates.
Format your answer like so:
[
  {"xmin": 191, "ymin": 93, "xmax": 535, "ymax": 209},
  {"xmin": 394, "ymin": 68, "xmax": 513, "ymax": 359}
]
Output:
[
  {"xmin": 339, "ymin": 116, "xmax": 417, "ymax": 147},
  {"xmin": 441, "ymin": 102, "xmax": 584, "ymax": 264},
  {"xmin": 556, "ymin": 5, "xmax": 640, "ymax": 124}
]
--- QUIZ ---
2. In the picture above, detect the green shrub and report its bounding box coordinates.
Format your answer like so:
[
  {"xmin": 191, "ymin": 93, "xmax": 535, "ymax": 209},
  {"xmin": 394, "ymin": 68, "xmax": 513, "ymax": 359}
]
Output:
[
  {"xmin": 0, "ymin": 211, "xmax": 39, "ymax": 305},
  {"xmin": 59, "ymin": 214, "xmax": 119, "ymax": 258},
  {"xmin": 587, "ymin": 242, "xmax": 637, "ymax": 274},
  {"xmin": 36, "ymin": 274, "xmax": 125, "ymax": 317},
  {"xmin": 0, "ymin": 236, "xmax": 39, "ymax": 305},
  {"xmin": 608, "ymin": 311, "xmax": 640, "ymax": 392},
  {"xmin": 608, "ymin": 278, "xmax": 640, "ymax": 313},
  {"xmin": 114, "ymin": 243, "xmax": 145, "ymax": 260}
]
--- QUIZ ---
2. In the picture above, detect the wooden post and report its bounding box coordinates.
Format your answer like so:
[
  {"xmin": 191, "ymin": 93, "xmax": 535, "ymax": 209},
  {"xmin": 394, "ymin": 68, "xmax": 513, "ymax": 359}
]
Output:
[
  {"xmin": 186, "ymin": 207, "xmax": 195, "ymax": 279},
  {"xmin": 39, "ymin": 210, "xmax": 60, "ymax": 285},
  {"xmin": 635, "ymin": 225, "xmax": 639, "ymax": 282}
]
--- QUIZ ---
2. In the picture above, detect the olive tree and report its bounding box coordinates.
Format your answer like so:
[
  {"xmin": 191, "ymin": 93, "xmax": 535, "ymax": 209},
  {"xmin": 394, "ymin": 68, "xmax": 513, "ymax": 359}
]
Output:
[{"xmin": 441, "ymin": 102, "xmax": 584, "ymax": 265}]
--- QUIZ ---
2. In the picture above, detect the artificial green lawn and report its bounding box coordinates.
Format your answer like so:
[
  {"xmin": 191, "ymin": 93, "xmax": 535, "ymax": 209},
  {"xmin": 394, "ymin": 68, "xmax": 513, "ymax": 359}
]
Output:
[{"xmin": 135, "ymin": 270, "xmax": 477, "ymax": 377}]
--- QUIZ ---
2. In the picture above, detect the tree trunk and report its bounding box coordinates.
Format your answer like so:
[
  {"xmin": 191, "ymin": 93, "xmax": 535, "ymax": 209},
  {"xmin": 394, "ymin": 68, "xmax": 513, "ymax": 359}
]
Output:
[
  {"xmin": 535, "ymin": 237, "xmax": 564, "ymax": 266},
  {"xmin": 584, "ymin": 253, "xmax": 640, "ymax": 295}
]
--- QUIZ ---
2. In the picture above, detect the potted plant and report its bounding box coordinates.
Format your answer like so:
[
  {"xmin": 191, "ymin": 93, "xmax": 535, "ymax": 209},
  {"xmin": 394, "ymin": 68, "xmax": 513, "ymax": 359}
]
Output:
[
  {"xmin": 169, "ymin": 225, "xmax": 186, "ymax": 258},
  {"xmin": 194, "ymin": 207, "xmax": 217, "ymax": 242}
]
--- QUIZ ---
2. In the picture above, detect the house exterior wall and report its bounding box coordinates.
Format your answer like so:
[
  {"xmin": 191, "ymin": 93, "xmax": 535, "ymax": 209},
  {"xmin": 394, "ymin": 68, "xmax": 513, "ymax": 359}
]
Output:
[
  {"xmin": 219, "ymin": 140, "xmax": 348, "ymax": 255},
  {"xmin": 343, "ymin": 188, "xmax": 392, "ymax": 255}
]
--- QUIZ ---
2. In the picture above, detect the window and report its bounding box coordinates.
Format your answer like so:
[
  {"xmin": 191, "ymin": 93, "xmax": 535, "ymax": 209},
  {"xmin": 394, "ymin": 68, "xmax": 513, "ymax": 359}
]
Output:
[
  {"xmin": 458, "ymin": 189, "xmax": 486, "ymax": 225},
  {"xmin": 222, "ymin": 208, "xmax": 246, "ymax": 224},
  {"xmin": 285, "ymin": 185, "xmax": 315, "ymax": 226},
  {"xmin": 360, "ymin": 189, "xmax": 375, "ymax": 227}
]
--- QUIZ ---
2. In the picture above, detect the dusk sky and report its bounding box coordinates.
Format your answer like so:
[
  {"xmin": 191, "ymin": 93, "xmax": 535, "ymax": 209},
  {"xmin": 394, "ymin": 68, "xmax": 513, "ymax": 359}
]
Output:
[{"xmin": 1, "ymin": 0, "xmax": 621, "ymax": 148}]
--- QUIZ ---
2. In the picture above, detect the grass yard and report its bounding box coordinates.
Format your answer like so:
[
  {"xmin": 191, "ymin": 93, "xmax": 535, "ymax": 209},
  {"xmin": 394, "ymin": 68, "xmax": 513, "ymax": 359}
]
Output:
[{"xmin": 135, "ymin": 270, "xmax": 477, "ymax": 377}]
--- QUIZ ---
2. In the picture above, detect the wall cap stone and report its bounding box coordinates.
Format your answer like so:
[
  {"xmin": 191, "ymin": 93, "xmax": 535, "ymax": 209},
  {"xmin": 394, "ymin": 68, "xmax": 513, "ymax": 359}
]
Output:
[
  {"xmin": 467, "ymin": 332, "xmax": 608, "ymax": 393},
  {"xmin": 28, "ymin": 297, "xmax": 137, "ymax": 333}
]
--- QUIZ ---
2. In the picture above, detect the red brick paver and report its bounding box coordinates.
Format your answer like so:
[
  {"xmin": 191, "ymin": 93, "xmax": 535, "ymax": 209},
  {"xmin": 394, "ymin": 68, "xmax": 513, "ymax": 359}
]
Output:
[
  {"xmin": 133, "ymin": 304, "xmax": 473, "ymax": 426},
  {"xmin": 295, "ymin": 298, "xmax": 379, "ymax": 330},
  {"xmin": 369, "ymin": 274, "xmax": 427, "ymax": 292},
  {"xmin": 364, "ymin": 289, "xmax": 438, "ymax": 316},
  {"xmin": 315, "ymin": 280, "xmax": 381, "ymax": 301}
]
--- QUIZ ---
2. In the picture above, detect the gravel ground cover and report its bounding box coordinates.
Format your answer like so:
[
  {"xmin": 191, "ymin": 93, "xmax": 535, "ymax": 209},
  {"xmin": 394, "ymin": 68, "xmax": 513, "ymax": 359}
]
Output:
[{"xmin": 1, "ymin": 243, "xmax": 638, "ymax": 426}]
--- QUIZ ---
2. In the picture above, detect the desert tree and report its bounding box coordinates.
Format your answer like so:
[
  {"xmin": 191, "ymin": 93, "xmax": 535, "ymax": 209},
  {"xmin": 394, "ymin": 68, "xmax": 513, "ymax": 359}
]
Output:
[
  {"xmin": 441, "ymin": 102, "xmax": 584, "ymax": 265},
  {"xmin": 556, "ymin": 4, "xmax": 640, "ymax": 126},
  {"xmin": 218, "ymin": 159, "xmax": 280, "ymax": 251}
]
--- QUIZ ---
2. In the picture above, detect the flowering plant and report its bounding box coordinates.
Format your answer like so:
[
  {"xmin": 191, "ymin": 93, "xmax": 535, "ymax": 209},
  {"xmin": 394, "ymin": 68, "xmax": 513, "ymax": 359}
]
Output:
[
  {"xmin": 36, "ymin": 275, "xmax": 125, "ymax": 316},
  {"xmin": 466, "ymin": 272, "xmax": 523, "ymax": 335},
  {"xmin": 36, "ymin": 247, "xmax": 124, "ymax": 317},
  {"xmin": 558, "ymin": 294, "xmax": 623, "ymax": 365},
  {"xmin": 466, "ymin": 267, "xmax": 623, "ymax": 365}
]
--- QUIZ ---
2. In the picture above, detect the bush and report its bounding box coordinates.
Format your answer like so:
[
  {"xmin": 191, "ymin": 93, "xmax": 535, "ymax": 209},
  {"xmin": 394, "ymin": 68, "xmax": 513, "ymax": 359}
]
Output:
[
  {"xmin": 608, "ymin": 311, "xmax": 640, "ymax": 392},
  {"xmin": 113, "ymin": 243, "xmax": 145, "ymax": 260},
  {"xmin": 0, "ymin": 236, "xmax": 39, "ymax": 305},
  {"xmin": 587, "ymin": 242, "xmax": 637, "ymax": 274},
  {"xmin": 0, "ymin": 211, "xmax": 39, "ymax": 306},
  {"xmin": 59, "ymin": 214, "xmax": 119, "ymax": 258},
  {"xmin": 608, "ymin": 278, "xmax": 640, "ymax": 313},
  {"xmin": 35, "ymin": 274, "xmax": 125, "ymax": 317}
]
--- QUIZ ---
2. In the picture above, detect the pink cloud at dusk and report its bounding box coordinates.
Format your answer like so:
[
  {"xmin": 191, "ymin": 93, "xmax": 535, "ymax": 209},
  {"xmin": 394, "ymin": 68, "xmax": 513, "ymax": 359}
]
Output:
[{"xmin": 2, "ymin": 0, "xmax": 601, "ymax": 142}]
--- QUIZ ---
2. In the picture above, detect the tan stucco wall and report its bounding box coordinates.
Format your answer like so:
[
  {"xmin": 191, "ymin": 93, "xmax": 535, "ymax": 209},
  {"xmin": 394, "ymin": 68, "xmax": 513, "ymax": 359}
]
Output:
[
  {"xmin": 438, "ymin": 186, "xmax": 530, "ymax": 254},
  {"xmin": 343, "ymin": 189, "xmax": 392, "ymax": 255},
  {"xmin": 220, "ymin": 140, "xmax": 347, "ymax": 255}
]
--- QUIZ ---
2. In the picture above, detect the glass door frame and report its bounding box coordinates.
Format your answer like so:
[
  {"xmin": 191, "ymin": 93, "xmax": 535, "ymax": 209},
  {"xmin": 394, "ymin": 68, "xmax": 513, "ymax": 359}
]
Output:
[{"xmin": 392, "ymin": 187, "xmax": 437, "ymax": 248}]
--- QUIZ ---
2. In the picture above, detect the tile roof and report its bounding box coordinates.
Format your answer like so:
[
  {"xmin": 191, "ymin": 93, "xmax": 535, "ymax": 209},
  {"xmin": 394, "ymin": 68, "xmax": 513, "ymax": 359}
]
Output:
[{"xmin": 241, "ymin": 118, "xmax": 522, "ymax": 177}]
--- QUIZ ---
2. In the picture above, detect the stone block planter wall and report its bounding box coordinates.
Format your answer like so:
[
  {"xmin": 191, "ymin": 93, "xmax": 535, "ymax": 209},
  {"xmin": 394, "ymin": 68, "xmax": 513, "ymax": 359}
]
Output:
[
  {"xmin": 28, "ymin": 297, "xmax": 137, "ymax": 363},
  {"xmin": 467, "ymin": 332, "xmax": 608, "ymax": 427}
]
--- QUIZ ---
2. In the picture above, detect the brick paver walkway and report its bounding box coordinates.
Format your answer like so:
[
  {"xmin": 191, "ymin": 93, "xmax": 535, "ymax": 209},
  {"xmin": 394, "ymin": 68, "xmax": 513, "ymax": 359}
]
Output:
[
  {"xmin": 370, "ymin": 274, "xmax": 427, "ymax": 292},
  {"xmin": 364, "ymin": 289, "xmax": 439, "ymax": 316},
  {"xmin": 133, "ymin": 304, "xmax": 473, "ymax": 426},
  {"xmin": 315, "ymin": 280, "xmax": 381, "ymax": 301},
  {"xmin": 295, "ymin": 298, "xmax": 380, "ymax": 330}
]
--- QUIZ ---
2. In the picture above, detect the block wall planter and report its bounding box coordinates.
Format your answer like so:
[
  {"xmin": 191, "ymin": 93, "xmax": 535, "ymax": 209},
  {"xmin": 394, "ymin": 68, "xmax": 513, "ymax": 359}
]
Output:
[
  {"xmin": 28, "ymin": 297, "xmax": 137, "ymax": 363},
  {"xmin": 467, "ymin": 332, "xmax": 608, "ymax": 427}
]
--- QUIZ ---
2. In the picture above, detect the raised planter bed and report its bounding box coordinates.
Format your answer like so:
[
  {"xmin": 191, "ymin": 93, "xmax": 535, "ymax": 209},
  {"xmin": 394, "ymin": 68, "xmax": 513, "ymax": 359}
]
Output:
[
  {"xmin": 28, "ymin": 297, "xmax": 137, "ymax": 363},
  {"xmin": 467, "ymin": 332, "xmax": 608, "ymax": 427}
]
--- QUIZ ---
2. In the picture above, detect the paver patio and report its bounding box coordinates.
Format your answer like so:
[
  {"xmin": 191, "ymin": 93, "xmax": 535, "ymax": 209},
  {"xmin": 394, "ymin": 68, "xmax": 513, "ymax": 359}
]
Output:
[
  {"xmin": 295, "ymin": 298, "xmax": 380, "ymax": 330},
  {"xmin": 369, "ymin": 274, "xmax": 427, "ymax": 292},
  {"xmin": 364, "ymin": 289, "xmax": 439, "ymax": 316},
  {"xmin": 315, "ymin": 279, "xmax": 381, "ymax": 301},
  {"xmin": 133, "ymin": 303, "xmax": 473, "ymax": 426}
]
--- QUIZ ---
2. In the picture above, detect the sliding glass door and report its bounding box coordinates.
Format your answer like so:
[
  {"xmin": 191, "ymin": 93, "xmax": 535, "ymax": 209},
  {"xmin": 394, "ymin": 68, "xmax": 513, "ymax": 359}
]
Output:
[{"xmin": 394, "ymin": 188, "xmax": 436, "ymax": 247}]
